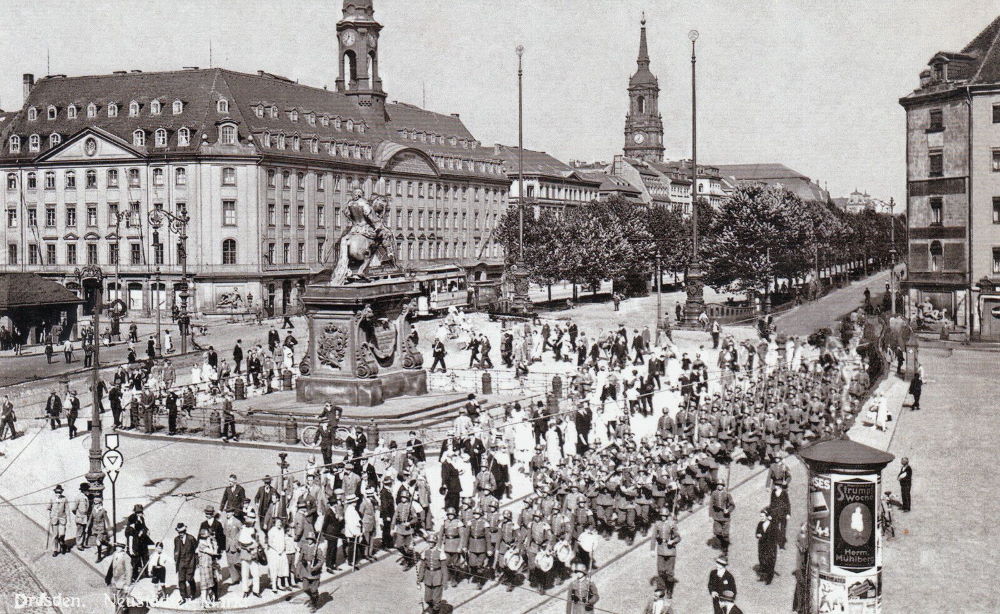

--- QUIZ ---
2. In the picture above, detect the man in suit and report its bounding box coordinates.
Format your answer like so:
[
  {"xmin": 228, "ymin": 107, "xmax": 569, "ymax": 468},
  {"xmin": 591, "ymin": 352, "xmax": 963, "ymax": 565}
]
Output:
[
  {"xmin": 105, "ymin": 542, "xmax": 133, "ymax": 608},
  {"xmin": 716, "ymin": 590, "xmax": 743, "ymax": 614},
  {"xmin": 768, "ymin": 485, "xmax": 791, "ymax": 549},
  {"xmin": 755, "ymin": 508, "xmax": 778, "ymax": 584},
  {"xmin": 898, "ymin": 457, "xmax": 913, "ymax": 512},
  {"xmin": 220, "ymin": 474, "xmax": 246, "ymax": 516},
  {"xmin": 317, "ymin": 421, "xmax": 335, "ymax": 468},
  {"xmin": 124, "ymin": 504, "xmax": 152, "ymax": 580},
  {"xmin": 46, "ymin": 390, "xmax": 62, "ymax": 430},
  {"xmin": 405, "ymin": 430, "xmax": 426, "ymax": 464},
  {"xmin": 173, "ymin": 523, "xmax": 197, "ymax": 604},
  {"xmin": 232, "ymin": 340, "xmax": 244, "ymax": 373},
  {"xmin": 379, "ymin": 476, "xmax": 396, "ymax": 549},
  {"xmin": 430, "ymin": 338, "xmax": 447, "ymax": 373},
  {"xmin": 416, "ymin": 533, "xmax": 449, "ymax": 613},
  {"xmin": 253, "ymin": 476, "xmax": 278, "ymax": 530},
  {"xmin": 439, "ymin": 453, "xmax": 462, "ymax": 512},
  {"xmin": 574, "ymin": 404, "xmax": 593, "ymax": 455},
  {"xmin": 707, "ymin": 557, "xmax": 737, "ymax": 614}
]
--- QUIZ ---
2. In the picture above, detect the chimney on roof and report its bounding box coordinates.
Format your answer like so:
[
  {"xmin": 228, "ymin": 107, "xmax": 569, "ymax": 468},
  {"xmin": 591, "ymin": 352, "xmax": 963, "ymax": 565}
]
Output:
[
  {"xmin": 22, "ymin": 74, "xmax": 34, "ymax": 101},
  {"xmin": 113, "ymin": 70, "xmax": 127, "ymax": 75},
  {"xmin": 450, "ymin": 113, "xmax": 460, "ymax": 118},
  {"xmin": 130, "ymin": 70, "xmax": 142, "ymax": 73},
  {"xmin": 183, "ymin": 66, "xmax": 199, "ymax": 70}
]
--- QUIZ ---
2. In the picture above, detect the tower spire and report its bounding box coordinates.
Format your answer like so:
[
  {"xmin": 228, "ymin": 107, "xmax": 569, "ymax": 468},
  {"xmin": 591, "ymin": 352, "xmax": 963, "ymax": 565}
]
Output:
[{"xmin": 637, "ymin": 13, "xmax": 649, "ymax": 68}]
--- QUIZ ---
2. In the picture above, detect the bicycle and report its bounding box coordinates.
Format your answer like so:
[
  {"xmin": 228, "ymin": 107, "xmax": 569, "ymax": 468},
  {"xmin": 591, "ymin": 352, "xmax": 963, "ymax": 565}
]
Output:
[{"xmin": 299, "ymin": 424, "xmax": 348, "ymax": 448}]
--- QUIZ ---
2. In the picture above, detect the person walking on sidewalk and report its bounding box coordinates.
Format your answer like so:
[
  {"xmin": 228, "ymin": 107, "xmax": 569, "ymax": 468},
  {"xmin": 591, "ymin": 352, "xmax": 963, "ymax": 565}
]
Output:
[
  {"xmin": 0, "ymin": 394, "xmax": 17, "ymax": 440},
  {"xmin": 898, "ymin": 458, "xmax": 913, "ymax": 512},
  {"xmin": 908, "ymin": 366, "xmax": 923, "ymax": 411}
]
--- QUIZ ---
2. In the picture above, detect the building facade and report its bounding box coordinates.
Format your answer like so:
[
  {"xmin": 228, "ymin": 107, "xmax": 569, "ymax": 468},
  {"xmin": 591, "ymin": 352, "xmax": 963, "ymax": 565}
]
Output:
[
  {"xmin": 623, "ymin": 16, "xmax": 665, "ymax": 163},
  {"xmin": 493, "ymin": 145, "xmax": 600, "ymax": 219},
  {"xmin": 0, "ymin": 0, "xmax": 510, "ymax": 317},
  {"xmin": 899, "ymin": 15, "xmax": 1000, "ymax": 340}
]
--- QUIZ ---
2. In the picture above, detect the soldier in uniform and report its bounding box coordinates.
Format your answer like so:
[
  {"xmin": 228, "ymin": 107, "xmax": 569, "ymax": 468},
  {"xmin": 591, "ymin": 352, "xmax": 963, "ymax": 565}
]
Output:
[
  {"xmin": 416, "ymin": 534, "xmax": 449, "ymax": 613},
  {"xmin": 48, "ymin": 485, "xmax": 69, "ymax": 556},
  {"xmin": 524, "ymin": 510, "xmax": 553, "ymax": 591},
  {"xmin": 440, "ymin": 508, "xmax": 468, "ymax": 586},
  {"xmin": 297, "ymin": 533, "xmax": 325, "ymax": 613},
  {"xmin": 709, "ymin": 484, "xmax": 735, "ymax": 555},
  {"xmin": 466, "ymin": 508, "xmax": 490, "ymax": 587},
  {"xmin": 566, "ymin": 562, "xmax": 600, "ymax": 614},
  {"xmin": 653, "ymin": 508, "xmax": 681, "ymax": 597},
  {"xmin": 392, "ymin": 492, "xmax": 419, "ymax": 569},
  {"xmin": 495, "ymin": 510, "xmax": 520, "ymax": 591},
  {"xmin": 73, "ymin": 483, "xmax": 91, "ymax": 550}
]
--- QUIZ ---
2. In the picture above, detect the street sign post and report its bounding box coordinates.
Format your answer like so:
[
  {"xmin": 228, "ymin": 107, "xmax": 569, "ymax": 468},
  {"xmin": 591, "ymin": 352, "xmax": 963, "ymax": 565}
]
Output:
[{"xmin": 101, "ymin": 443, "xmax": 124, "ymax": 542}]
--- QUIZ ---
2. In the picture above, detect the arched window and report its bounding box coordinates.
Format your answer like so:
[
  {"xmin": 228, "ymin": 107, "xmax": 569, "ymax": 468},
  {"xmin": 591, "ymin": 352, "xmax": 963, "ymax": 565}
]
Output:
[
  {"xmin": 129, "ymin": 101, "xmax": 140, "ymax": 116},
  {"xmin": 929, "ymin": 240, "xmax": 943, "ymax": 272},
  {"xmin": 86, "ymin": 170, "xmax": 97, "ymax": 188},
  {"xmin": 154, "ymin": 128, "xmax": 167, "ymax": 147},
  {"xmin": 216, "ymin": 99, "xmax": 229, "ymax": 113},
  {"xmin": 87, "ymin": 103, "xmax": 97, "ymax": 118},
  {"xmin": 175, "ymin": 168, "xmax": 187, "ymax": 186},
  {"xmin": 343, "ymin": 50, "xmax": 358, "ymax": 88},
  {"xmin": 152, "ymin": 168, "xmax": 164, "ymax": 186},
  {"xmin": 172, "ymin": 100, "xmax": 183, "ymax": 115},
  {"xmin": 132, "ymin": 130, "xmax": 145, "ymax": 146},
  {"xmin": 270, "ymin": 105, "xmax": 278, "ymax": 118},
  {"xmin": 128, "ymin": 168, "xmax": 140, "ymax": 187},
  {"xmin": 6, "ymin": 173, "xmax": 16, "ymax": 190},
  {"xmin": 177, "ymin": 127, "xmax": 191, "ymax": 146},
  {"xmin": 334, "ymin": 117, "xmax": 342, "ymax": 130},
  {"xmin": 65, "ymin": 171, "xmax": 75, "ymax": 188},
  {"xmin": 150, "ymin": 100, "xmax": 161, "ymax": 115},
  {"xmin": 26, "ymin": 171, "xmax": 35, "ymax": 188},
  {"xmin": 49, "ymin": 133, "xmax": 61, "ymax": 147},
  {"xmin": 346, "ymin": 119, "xmax": 354, "ymax": 132},
  {"xmin": 108, "ymin": 103, "xmax": 118, "ymax": 117},
  {"xmin": 263, "ymin": 131, "xmax": 271, "ymax": 147},
  {"xmin": 220, "ymin": 124, "xmax": 236, "ymax": 145},
  {"xmin": 27, "ymin": 107, "xmax": 37, "ymax": 121},
  {"xmin": 67, "ymin": 105, "xmax": 77, "ymax": 119},
  {"xmin": 28, "ymin": 134, "xmax": 40, "ymax": 152},
  {"xmin": 222, "ymin": 239, "xmax": 237, "ymax": 265}
]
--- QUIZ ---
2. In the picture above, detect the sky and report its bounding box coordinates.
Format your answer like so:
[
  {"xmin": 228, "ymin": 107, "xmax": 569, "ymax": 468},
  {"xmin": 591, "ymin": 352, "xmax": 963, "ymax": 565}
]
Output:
[{"xmin": 0, "ymin": 0, "xmax": 997, "ymax": 203}]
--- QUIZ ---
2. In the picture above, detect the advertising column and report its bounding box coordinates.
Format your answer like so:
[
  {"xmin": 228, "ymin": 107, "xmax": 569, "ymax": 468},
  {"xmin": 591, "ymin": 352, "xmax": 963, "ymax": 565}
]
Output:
[{"xmin": 801, "ymin": 439, "xmax": 894, "ymax": 614}]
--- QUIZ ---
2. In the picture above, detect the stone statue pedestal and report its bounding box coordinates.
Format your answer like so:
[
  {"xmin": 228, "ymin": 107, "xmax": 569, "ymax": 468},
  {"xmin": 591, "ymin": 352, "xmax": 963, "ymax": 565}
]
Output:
[{"xmin": 295, "ymin": 278, "xmax": 427, "ymax": 406}]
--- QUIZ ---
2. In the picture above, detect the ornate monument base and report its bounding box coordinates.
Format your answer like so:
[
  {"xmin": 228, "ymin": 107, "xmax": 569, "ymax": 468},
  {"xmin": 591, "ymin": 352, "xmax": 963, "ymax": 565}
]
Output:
[
  {"xmin": 295, "ymin": 278, "xmax": 427, "ymax": 406},
  {"xmin": 683, "ymin": 262, "xmax": 706, "ymax": 323}
]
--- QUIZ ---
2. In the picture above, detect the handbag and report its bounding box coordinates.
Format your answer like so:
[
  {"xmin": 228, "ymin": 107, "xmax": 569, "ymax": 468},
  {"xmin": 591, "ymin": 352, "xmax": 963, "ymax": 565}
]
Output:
[{"xmin": 255, "ymin": 544, "xmax": 268, "ymax": 565}]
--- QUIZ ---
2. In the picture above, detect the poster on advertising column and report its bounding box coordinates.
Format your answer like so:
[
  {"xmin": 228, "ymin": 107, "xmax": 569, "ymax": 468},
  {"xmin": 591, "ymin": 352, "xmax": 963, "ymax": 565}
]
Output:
[{"xmin": 832, "ymin": 474, "xmax": 878, "ymax": 572}]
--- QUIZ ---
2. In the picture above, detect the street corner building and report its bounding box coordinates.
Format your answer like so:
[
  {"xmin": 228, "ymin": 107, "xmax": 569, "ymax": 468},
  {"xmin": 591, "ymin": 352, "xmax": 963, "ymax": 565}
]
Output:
[
  {"xmin": 0, "ymin": 0, "xmax": 520, "ymax": 323},
  {"xmin": 899, "ymin": 14, "xmax": 1000, "ymax": 340}
]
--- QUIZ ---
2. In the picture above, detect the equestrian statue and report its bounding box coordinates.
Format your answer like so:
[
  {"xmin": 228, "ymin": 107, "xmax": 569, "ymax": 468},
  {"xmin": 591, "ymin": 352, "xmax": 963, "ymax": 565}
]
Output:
[{"xmin": 316, "ymin": 188, "xmax": 399, "ymax": 285}]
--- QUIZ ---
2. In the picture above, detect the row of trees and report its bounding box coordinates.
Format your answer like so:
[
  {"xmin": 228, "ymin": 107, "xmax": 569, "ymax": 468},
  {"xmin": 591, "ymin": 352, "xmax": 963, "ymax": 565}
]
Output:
[{"xmin": 495, "ymin": 183, "xmax": 906, "ymax": 303}]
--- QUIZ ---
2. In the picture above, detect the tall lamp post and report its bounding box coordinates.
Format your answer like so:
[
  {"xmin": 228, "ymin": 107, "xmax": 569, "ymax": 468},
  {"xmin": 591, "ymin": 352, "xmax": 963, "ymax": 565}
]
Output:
[
  {"xmin": 888, "ymin": 197, "xmax": 897, "ymax": 315},
  {"xmin": 75, "ymin": 265, "xmax": 106, "ymax": 506},
  {"xmin": 683, "ymin": 29, "xmax": 706, "ymax": 323},
  {"xmin": 510, "ymin": 44, "xmax": 532, "ymax": 314},
  {"xmin": 148, "ymin": 205, "xmax": 191, "ymax": 353}
]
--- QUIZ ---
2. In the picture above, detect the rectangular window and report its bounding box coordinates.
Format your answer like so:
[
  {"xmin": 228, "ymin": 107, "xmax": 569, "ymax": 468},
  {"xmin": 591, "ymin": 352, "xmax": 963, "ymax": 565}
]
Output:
[
  {"xmin": 418, "ymin": 182, "xmax": 425, "ymax": 198},
  {"xmin": 45, "ymin": 207, "xmax": 56, "ymax": 228},
  {"xmin": 46, "ymin": 244, "xmax": 56, "ymax": 265},
  {"xmin": 334, "ymin": 207, "xmax": 342, "ymax": 227},
  {"xmin": 317, "ymin": 205, "xmax": 326, "ymax": 227},
  {"xmin": 317, "ymin": 175, "xmax": 325, "ymax": 191},
  {"xmin": 929, "ymin": 151, "xmax": 944, "ymax": 177},
  {"xmin": 994, "ymin": 248, "xmax": 1000, "ymax": 274},
  {"xmin": 267, "ymin": 203, "xmax": 276, "ymax": 226},
  {"xmin": 297, "ymin": 242, "xmax": 305, "ymax": 263},
  {"xmin": 65, "ymin": 172, "xmax": 76, "ymax": 189},
  {"xmin": 928, "ymin": 108, "xmax": 943, "ymax": 131},
  {"xmin": 317, "ymin": 239, "xmax": 325, "ymax": 257},
  {"xmin": 65, "ymin": 206, "xmax": 76, "ymax": 227},
  {"xmin": 87, "ymin": 206, "xmax": 98, "ymax": 227},
  {"xmin": 297, "ymin": 205, "xmax": 305, "ymax": 227},
  {"xmin": 44, "ymin": 172, "xmax": 55, "ymax": 190},
  {"xmin": 282, "ymin": 204, "xmax": 291, "ymax": 226},
  {"xmin": 222, "ymin": 167, "xmax": 236, "ymax": 186},
  {"xmin": 222, "ymin": 200, "xmax": 236, "ymax": 226},
  {"xmin": 27, "ymin": 208, "xmax": 37, "ymax": 227},
  {"xmin": 130, "ymin": 243, "xmax": 142, "ymax": 265},
  {"xmin": 175, "ymin": 168, "xmax": 187, "ymax": 186},
  {"xmin": 86, "ymin": 171, "xmax": 97, "ymax": 189},
  {"xmin": 266, "ymin": 242, "xmax": 275, "ymax": 264},
  {"xmin": 152, "ymin": 168, "xmax": 164, "ymax": 186},
  {"xmin": 107, "ymin": 169, "xmax": 118, "ymax": 188},
  {"xmin": 930, "ymin": 197, "xmax": 943, "ymax": 225},
  {"xmin": 994, "ymin": 197, "xmax": 1000, "ymax": 224},
  {"xmin": 7, "ymin": 244, "xmax": 16, "ymax": 265},
  {"xmin": 282, "ymin": 243, "xmax": 290, "ymax": 264},
  {"xmin": 395, "ymin": 180, "xmax": 402, "ymax": 197},
  {"xmin": 108, "ymin": 203, "xmax": 119, "ymax": 226},
  {"xmin": 993, "ymin": 150, "xmax": 1000, "ymax": 173},
  {"xmin": 128, "ymin": 169, "xmax": 140, "ymax": 187},
  {"xmin": 6, "ymin": 209, "xmax": 15, "ymax": 228},
  {"xmin": 154, "ymin": 243, "xmax": 164, "ymax": 265},
  {"xmin": 407, "ymin": 210, "xmax": 413, "ymax": 229},
  {"xmin": 267, "ymin": 169, "xmax": 276, "ymax": 188},
  {"xmin": 407, "ymin": 182, "xmax": 414, "ymax": 197},
  {"xmin": 109, "ymin": 243, "xmax": 119, "ymax": 265},
  {"xmin": 28, "ymin": 244, "xmax": 39, "ymax": 265},
  {"xmin": 128, "ymin": 202, "xmax": 140, "ymax": 227},
  {"xmin": 994, "ymin": 104, "xmax": 1000, "ymax": 124},
  {"xmin": 418, "ymin": 210, "xmax": 424, "ymax": 229},
  {"xmin": 66, "ymin": 243, "xmax": 76, "ymax": 265},
  {"xmin": 87, "ymin": 243, "xmax": 98, "ymax": 264}
]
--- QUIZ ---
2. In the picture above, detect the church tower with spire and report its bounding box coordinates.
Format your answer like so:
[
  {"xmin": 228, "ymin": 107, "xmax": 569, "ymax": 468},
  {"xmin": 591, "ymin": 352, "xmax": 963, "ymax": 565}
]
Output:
[
  {"xmin": 624, "ymin": 14, "xmax": 664, "ymax": 162},
  {"xmin": 335, "ymin": 0, "xmax": 387, "ymax": 115}
]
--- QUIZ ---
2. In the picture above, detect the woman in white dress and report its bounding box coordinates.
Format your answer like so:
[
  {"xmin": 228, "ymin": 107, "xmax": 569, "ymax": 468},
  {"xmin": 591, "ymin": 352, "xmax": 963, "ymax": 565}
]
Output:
[
  {"xmin": 530, "ymin": 330, "xmax": 544, "ymax": 364},
  {"xmin": 512, "ymin": 404, "xmax": 534, "ymax": 470},
  {"xmin": 562, "ymin": 415, "xmax": 578, "ymax": 458},
  {"xmin": 455, "ymin": 453, "xmax": 474, "ymax": 499},
  {"xmin": 282, "ymin": 345, "xmax": 294, "ymax": 370},
  {"xmin": 545, "ymin": 423, "xmax": 562, "ymax": 466},
  {"xmin": 266, "ymin": 518, "xmax": 291, "ymax": 593}
]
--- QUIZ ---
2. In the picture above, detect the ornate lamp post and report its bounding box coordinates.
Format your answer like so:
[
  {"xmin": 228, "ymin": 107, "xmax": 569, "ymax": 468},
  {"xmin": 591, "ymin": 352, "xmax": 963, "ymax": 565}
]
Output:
[
  {"xmin": 74, "ymin": 265, "xmax": 105, "ymax": 504},
  {"xmin": 510, "ymin": 44, "xmax": 533, "ymax": 314},
  {"xmin": 683, "ymin": 29, "xmax": 706, "ymax": 323},
  {"xmin": 148, "ymin": 205, "xmax": 191, "ymax": 353}
]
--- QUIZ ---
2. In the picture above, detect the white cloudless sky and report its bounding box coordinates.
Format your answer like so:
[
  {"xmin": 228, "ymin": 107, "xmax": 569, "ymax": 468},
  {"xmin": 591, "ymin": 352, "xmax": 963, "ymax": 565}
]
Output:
[{"xmin": 0, "ymin": 0, "xmax": 997, "ymax": 203}]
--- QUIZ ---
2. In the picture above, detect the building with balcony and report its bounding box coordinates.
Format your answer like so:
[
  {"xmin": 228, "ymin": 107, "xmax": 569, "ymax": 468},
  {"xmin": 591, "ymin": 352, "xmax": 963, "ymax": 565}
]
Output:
[
  {"xmin": 0, "ymin": 0, "xmax": 510, "ymax": 318},
  {"xmin": 898, "ymin": 14, "xmax": 1000, "ymax": 340}
]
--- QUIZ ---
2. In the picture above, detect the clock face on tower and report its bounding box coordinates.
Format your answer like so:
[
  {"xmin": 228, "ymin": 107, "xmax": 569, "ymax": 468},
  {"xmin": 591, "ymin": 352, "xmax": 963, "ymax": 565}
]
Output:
[
  {"xmin": 341, "ymin": 30, "xmax": 356, "ymax": 46},
  {"xmin": 632, "ymin": 132, "xmax": 646, "ymax": 144}
]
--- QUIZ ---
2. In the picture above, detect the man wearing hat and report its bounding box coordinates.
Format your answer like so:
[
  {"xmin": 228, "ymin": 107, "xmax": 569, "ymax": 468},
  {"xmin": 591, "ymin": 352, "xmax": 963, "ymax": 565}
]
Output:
[
  {"xmin": 643, "ymin": 585, "xmax": 674, "ymax": 614},
  {"xmin": 238, "ymin": 511, "xmax": 263, "ymax": 597},
  {"xmin": 320, "ymin": 489, "xmax": 345, "ymax": 573},
  {"xmin": 653, "ymin": 508, "xmax": 681, "ymax": 597},
  {"xmin": 359, "ymin": 487, "xmax": 378, "ymax": 560},
  {"xmin": 707, "ymin": 556, "xmax": 737, "ymax": 614},
  {"xmin": 440, "ymin": 507, "xmax": 468, "ymax": 586},
  {"xmin": 416, "ymin": 533, "xmax": 449, "ymax": 613},
  {"xmin": 125, "ymin": 504, "xmax": 151, "ymax": 579},
  {"xmin": 716, "ymin": 589, "xmax": 744, "ymax": 614},
  {"xmin": 566, "ymin": 562, "xmax": 599, "ymax": 613},
  {"xmin": 222, "ymin": 510, "xmax": 244, "ymax": 588},
  {"xmin": 524, "ymin": 510, "xmax": 553, "ymax": 591},
  {"xmin": 105, "ymin": 542, "xmax": 133, "ymax": 608},
  {"xmin": 47, "ymin": 485, "xmax": 68, "ymax": 556},
  {"xmin": 755, "ymin": 508, "xmax": 778, "ymax": 585},
  {"xmin": 66, "ymin": 390, "xmax": 80, "ymax": 439},
  {"xmin": 298, "ymin": 533, "xmax": 325, "ymax": 612},
  {"xmin": 392, "ymin": 492, "xmax": 419, "ymax": 568},
  {"xmin": 89, "ymin": 497, "xmax": 112, "ymax": 562},
  {"xmin": 379, "ymin": 475, "xmax": 397, "ymax": 549},
  {"xmin": 71, "ymin": 482, "xmax": 91, "ymax": 551},
  {"xmin": 253, "ymin": 475, "xmax": 278, "ymax": 531},
  {"xmin": 174, "ymin": 522, "xmax": 198, "ymax": 604}
]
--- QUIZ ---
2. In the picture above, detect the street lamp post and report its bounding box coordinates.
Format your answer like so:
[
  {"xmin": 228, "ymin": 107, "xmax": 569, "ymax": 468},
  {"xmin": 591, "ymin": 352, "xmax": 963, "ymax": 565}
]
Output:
[
  {"xmin": 888, "ymin": 197, "xmax": 897, "ymax": 315},
  {"xmin": 148, "ymin": 205, "xmax": 191, "ymax": 353},
  {"xmin": 154, "ymin": 266, "xmax": 162, "ymax": 355},
  {"xmin": 74, "ymin": 266, "xmax": 105, "ymax": 507},
  {"xmin": 510, "ymin": 44, "xmax": 532, "ymax": 314},
  {"xmin": 683, "ymin": 29, "xmax": 706, "ymax": 324}
]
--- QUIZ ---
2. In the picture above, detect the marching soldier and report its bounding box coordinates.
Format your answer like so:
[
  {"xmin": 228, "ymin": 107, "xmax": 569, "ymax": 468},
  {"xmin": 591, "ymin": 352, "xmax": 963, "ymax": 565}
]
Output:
[
  {"xmin": 298, "ymin": 533, "xmax": 325, "ymax": 613},
  {"xmin": 48, "ymin": 485, "xmax": 69, "ymax": 556},
  {"xmin": 524, "ymin": 509, "xmax": 554, "ymax": 591},
  {"xmin": 709, "ymin": 484, "xmax": 735, "ymax": 555},
  {"xmin": 495, "ymin": 510, "xmax": 520, "ymax": 591},
  {"xmin": 73, "ymin": 483, "xmax": 92, "ymax": 551},
  {"xmin": 392, "ymin": 493, "xmax": 419, "ymax": 569},
  {"xmin": 566, "ymin": 562, "xmax": 600, "ymax": 614},
  {"xmin": 653, "ymin": 508, "xmax": 681, "ymax": 597},
  {"xmin": 466, "ymin": 508, "xmax": 491, "ymax": 587},
  {"xmin": 440, "ymin": 508, "xmax": 468, "ymax": 586},
  {"xmin": 416, "ymin": 534, "xmax": 449, "ymax": 613}
]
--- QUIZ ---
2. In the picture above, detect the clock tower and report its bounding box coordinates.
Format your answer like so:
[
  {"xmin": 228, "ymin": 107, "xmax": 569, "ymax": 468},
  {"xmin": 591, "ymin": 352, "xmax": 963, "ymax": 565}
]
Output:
[
  {"xmin": 335, "ymin": 0, "xmax": 386, "ymax": 115},
  {"xmin": 624, "ymin": 14, "xmax": 664, "ymax": 162}
]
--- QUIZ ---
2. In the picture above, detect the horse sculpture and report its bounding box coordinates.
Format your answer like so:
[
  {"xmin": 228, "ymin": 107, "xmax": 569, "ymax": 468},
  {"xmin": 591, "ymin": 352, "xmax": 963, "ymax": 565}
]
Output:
[{"xmin": 316, "ymin": 189, "xmax": 399, "ymax": 285}]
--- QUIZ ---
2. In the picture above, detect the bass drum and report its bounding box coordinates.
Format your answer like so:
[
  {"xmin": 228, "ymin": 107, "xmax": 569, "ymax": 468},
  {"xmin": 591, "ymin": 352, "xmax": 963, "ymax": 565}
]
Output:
[
  {"xmin": 577, "ymin": 530, "xmax": 598, "ymax": 554},
  {"xmin": 504, "ymin": 548, "xmax": 523, "ymax": 572},
  {"xmin": 535, "ymin": 550, "xmax": 554, "ymax": 572},
  {"xmin": 555, "ymin": 540, "xmax": 574, "ymax": 564}
]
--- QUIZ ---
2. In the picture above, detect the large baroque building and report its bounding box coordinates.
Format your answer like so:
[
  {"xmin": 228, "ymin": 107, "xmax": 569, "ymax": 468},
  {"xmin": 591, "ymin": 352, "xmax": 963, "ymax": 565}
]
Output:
[
  {"xmin": 492, "ymin": 145, "xmax": 600, "ymax": 219},
  {"xmin": 898, "ymin": 15, "xmax": 1000, "ymax": 340},
  {"xmin": 0, "ymin": 0, "xmax": 510, "ymax": 317}
]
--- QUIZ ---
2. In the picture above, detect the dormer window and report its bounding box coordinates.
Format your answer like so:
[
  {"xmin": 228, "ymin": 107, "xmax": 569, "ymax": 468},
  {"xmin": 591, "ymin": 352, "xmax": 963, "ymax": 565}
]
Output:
[
  {"xmin": 29, "ymin": 134, "xmax": 40, "ymax": 152},
  {"xmin": 129, "ymin": 101, "xmax": 140, "ymax": 117},
  {"xmin": 277, "ymin": 134, "xmax": 286, "ymax": 149},
  {"xmin": 108, "ymin": 103, "xmax": 118, "ymax": 117},
  {"xmin": 178, "ymin": 127, "xmax": 191, "ymax": 146},
  {"xmin": 450, "ymin": 136, "xmax": 457, "ymax": 146},
  {"xmin": 254, "ymin": 105, "xmax": 264, "ymax": 118},
  {"xmin": 346, "ymin": 119, "xmax": 354, "ymax": 131},
  {"xmin": 67, "ymin": 105, "xmax": 77, "ymax": 119},
  {"xmin": 263, "ymin": 131, "xmax": 271, "ymax": 147},
  {"xmin": 154, "ymin": 128, "xmax": 167, "ymax": 147},
  {"xmin": 132, "ymin": 130, "xmax": 145, "ymax": 147},
  {"xmin": 220, "ymin": 124, "xmax": 237, "ymax": 145},
  {"xmin": 27, "ymin": 107, "xmax": 37, "ymax": 121},
  {"xmin": 8, "ymin": 136, "xmax": 20, "ymax": 153},
  {"xmin": 150, "ymin": 100, "xmax": 161, "ymax": 115},
  {"xmin": 172, "ymin": 100, "xmax": 183, "ymax": 115},
  {"xmin": 307, "ymin": 113, "xmax": 315, "ymax": 126},
  {"xmin": 217, "ymin": 99, "xmax": 229, "ymax": 113},
  {"xmin": 358, "ymin": 123, "xmax": 366, "ymax": 134},
  {"xmin": 269, "ymin": 105, "xmax": 278, "ymax": 118},
  {"xmin": 87, "ymin": 103, "xmax": 97, "ymax": 118},
  {"xmin": 334, "ymin": 117, "xmax": 342, "ymax": 130},
  {"xmin": 289, "ymin": 110, "xmax": 299, "ymax": 122},
  {"xmin": 49, "ymin": 133, "xmax": 61, "ymax": 148},
  {"xmin": 310, "ymin": 139, "xmax": 319, "ymax": 153},
  {"xmin": 320, "ymin": 116, "xmax": 329, "ymax": 127},
  {"xmin": 292, "ymin": 135, "xmax": 300, "ymax": 151}
]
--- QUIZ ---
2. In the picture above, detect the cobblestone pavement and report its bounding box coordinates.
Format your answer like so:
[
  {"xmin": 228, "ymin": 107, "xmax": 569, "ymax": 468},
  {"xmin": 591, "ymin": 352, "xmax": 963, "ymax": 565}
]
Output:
[{"xmin": 0, "ymin": 533, "xmax": 59, "ymax": 614}]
